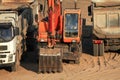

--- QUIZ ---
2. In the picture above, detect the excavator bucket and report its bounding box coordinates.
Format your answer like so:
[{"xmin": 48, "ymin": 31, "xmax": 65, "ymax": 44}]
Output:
[{"xmin": 38, "ymin": 48, "xmax": 63, "ymax": 73}]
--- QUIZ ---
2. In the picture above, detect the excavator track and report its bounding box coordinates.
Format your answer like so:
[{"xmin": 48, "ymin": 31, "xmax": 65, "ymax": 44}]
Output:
[{"xmin": 38, "ymin": 48, "xmax": 63, "ymax": 73}]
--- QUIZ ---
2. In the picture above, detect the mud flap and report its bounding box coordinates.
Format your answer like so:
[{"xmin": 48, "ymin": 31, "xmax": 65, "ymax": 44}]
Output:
[
  {"xmin": 93, "ymin": 42, "xmax": 104, "ymax": 56},
  {"xmin": 93, "ymin": 44, "xmax": 99, "ymax": 56},
  {"xmin": 38, "ymin": 48, "xmax": 63, "ymax": 73},
  {"xmin": 99, "ymin": 43, "xmax": 104, "ymax": 56}
]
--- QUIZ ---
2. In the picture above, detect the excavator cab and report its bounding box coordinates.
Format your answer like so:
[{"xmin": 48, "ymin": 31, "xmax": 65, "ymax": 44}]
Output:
[
  {"xmin": 63, "ymin": 9, "xmax": 82, "ymax": 63},
  {"xmin": 63, "ymin": 9, "xmax": 81, "ymax": 43}
]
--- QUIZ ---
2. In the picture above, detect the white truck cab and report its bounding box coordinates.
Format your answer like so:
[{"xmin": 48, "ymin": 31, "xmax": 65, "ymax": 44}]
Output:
[{"xmin": 0, "ymin": 11, "xmax": 19, "ymax": 71}]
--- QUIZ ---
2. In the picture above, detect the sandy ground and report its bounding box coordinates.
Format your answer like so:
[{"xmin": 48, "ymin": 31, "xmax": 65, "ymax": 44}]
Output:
[{"xmin": 0, "ymin": 53, "xmax": 120, "ymax": 80}]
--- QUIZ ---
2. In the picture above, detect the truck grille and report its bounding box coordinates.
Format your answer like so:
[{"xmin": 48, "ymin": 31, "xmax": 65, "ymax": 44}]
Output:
[
  {"xmin": 0, "ymin": 60, "xmax": 2, "ymax": 63},
  {"xmin": 0, "ymin": 55, "xmax": 6, "ymax": 58},
  {"xmin": 0, "ymin": 51, "xmax": 10, "ymax": 54},
  {"xmin": 0, "ymin": 46, "xmax": 7, "ymax": 50}
]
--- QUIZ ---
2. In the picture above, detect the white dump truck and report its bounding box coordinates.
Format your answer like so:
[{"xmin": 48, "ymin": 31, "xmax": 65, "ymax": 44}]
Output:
[
  {"xmin": 89, "ymin": 0, "xmax": 120, "ymax": 56},
  {"xmin": 0, "ymin": 0, "xmax": 34, "ymax": 72}
]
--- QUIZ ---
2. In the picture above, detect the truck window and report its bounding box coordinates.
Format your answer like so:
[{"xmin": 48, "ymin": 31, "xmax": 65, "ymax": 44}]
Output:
[
  {"xmin": 0, "ymin": 25, "xmax": 13, "ymax": 42},
  {"xmin": 108, "ymin": 13, "xmax": 119, "ymax": 27},
  {"xmin": 65, "ymin": 13, "xmax": 78, "ymax": 37}
]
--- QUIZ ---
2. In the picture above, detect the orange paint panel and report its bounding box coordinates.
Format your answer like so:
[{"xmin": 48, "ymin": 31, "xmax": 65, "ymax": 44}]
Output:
[
  {"xmin": 38, "ymin": 22, "xmax": 48, "ymax": 33},
  {"xmin": 37, "ymin": 22, "xmax": 48, "ymax": 42},
  {"xmin": 63, "ymin": 37, "xmax": 80, "ymax": 43},
  {"xmin": 60, "ymin": 15, "xmax": 63, "ymax": 34}
]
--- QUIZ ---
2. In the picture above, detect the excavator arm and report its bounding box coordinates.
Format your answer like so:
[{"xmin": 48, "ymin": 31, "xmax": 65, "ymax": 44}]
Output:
[{"xmin": 37, "ymin": 0, "xmax": 63, "ymax": 73}]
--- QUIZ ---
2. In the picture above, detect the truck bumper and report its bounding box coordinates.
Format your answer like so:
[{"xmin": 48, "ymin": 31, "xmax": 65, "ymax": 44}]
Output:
[{"xmin": 0, "ymin": 62, "xmax": 14, "ymax": 67}]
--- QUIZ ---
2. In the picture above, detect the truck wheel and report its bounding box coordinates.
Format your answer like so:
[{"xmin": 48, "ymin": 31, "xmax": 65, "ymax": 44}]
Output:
[
  {"xmin": 74, "ymin": 60, "xmax": 80, "ymax": 64},
  {"xmin": 11, "ymin": 63, "xmax": 16, "ymax": 72}
]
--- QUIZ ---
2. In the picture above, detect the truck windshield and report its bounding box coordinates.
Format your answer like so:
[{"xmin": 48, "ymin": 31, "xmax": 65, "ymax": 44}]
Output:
[
  {"xmin": 0, "ymin": 24, "xmax": 13, "ymax": 42},
  {"xmin": 65, "ymin": 13, "xmax": 78, "ymax": 37}
]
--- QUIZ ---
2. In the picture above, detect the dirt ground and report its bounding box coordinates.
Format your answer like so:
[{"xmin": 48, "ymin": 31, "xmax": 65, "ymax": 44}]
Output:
[
  {"xmin": 0, "ymin": 52, "xmax": 120, "ymax": 80},
  {"xmin": 1, "ymin": 0, "xmax": 120, "ymax": 80}
]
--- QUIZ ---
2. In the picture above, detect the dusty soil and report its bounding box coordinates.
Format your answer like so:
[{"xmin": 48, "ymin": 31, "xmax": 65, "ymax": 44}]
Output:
[{"xmin": 0, "ymin": 52, "xmax": 120, "ymax": 80}]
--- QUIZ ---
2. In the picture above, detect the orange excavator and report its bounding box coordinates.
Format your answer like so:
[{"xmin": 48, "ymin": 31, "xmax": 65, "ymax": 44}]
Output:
[{"xmin": 36, "ymin": 0, "xmax": 82, "ymax": 73}]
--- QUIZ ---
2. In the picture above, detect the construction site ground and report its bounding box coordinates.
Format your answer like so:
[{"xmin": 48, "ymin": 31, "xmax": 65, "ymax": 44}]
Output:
[
  {"xmin": 0, "ymin": 0, "xmax": 120, "ymax": 80},
  {"xmin": 0, "ymin": 52, "xmax": 120, "ymax": 80}
]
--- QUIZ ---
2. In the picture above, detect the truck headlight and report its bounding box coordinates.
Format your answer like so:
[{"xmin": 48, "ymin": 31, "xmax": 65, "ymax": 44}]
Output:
[
  {"xmin": 8, "ymin": 54, "xmax": 13, "ymax": 62},
  {"xmin": 72, "ymin": 40, "xmax": 77, "ymax": 43},
  {"xmin": 40, "ymin": 39, "xmax": 44, "ymax": 42}
]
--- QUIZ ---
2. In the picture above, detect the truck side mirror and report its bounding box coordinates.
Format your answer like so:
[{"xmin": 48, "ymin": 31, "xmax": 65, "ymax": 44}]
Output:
[
  {"xmin": 14, "ymin": 27, "xmax": 19, "ymax": 35},
  {"xmin": 39, "ymin": 4, "xmax": 43, "ymax": 12},
  {"xmin": 88, "ymin": 5, "xmax": 92, "ymax": 16}
]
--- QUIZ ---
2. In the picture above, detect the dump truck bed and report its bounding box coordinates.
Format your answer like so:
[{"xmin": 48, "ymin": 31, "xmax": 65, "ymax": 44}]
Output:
[
  {"xmin": 92, "ymin": 0, "xmax": 120, "ymax": 2},
  {"xmin": 1, "ymin": 0, "xmax": 34, "ymax": 3},
  {"xmin": 94, "ymin": 2, "xmax": 120, "ymax": 7},
  {"xmin": 0, "ymin": 0, "xmax": 34, "ymax": 10},
  {"xmin": 93, "ymin": 7, "xmax": 120, "ymax": 38},
  {"xmin": 92, "ymin": 0, "xmax": 120, "ymax": 7}
]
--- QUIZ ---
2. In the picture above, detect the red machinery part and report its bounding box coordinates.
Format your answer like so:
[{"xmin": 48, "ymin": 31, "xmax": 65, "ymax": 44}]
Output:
[
  {"xmin": 93, "ymin": 40, "xmax": 103, "ymax": 44},
  {"xmin": 48, "ymin": 0, "xmax": 61, "ymax": 36}
]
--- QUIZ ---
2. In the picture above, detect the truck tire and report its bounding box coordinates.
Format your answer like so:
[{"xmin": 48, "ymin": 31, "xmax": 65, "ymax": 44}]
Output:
[
  {"xmin": 93, "ymin": 43, "xmax": 98, "ymax": 56},
  {"xmin": 11, "ymin": 63, "xmax": 16, "ymax": 72},
  {"xmin": 74, "ymin": 59, "xmax": 80, "ymax": 64}
]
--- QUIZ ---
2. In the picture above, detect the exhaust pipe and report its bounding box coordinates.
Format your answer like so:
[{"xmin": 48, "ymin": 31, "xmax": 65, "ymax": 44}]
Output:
[{"xmin": 75, "ymin": 0, "xmax": 77, "ymax": 9}]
